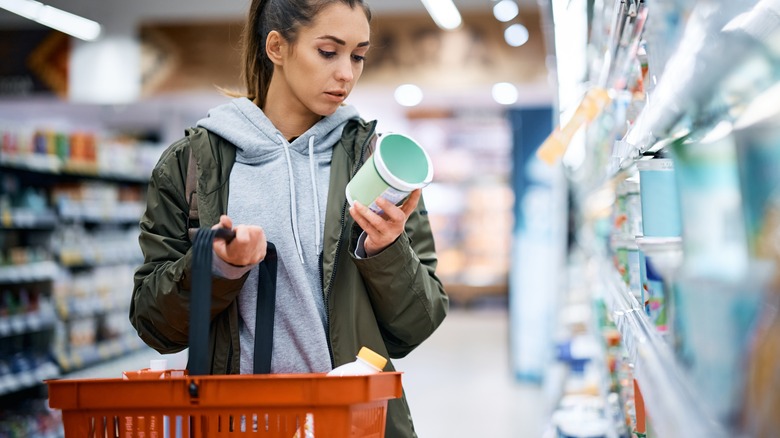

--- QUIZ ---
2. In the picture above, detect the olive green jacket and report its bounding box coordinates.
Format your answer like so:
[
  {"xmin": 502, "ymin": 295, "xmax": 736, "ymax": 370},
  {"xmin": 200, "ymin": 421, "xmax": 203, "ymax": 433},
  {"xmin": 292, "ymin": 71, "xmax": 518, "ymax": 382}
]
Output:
[{"xmin": 130, "ymin": 118, "xmax": 449, "ymax": 438}]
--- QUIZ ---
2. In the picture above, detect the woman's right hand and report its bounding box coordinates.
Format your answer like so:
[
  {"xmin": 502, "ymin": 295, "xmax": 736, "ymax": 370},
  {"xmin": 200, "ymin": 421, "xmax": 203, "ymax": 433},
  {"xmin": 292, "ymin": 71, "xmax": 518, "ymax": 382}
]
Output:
[{"xmin": 212, "ymin": 215, "xmax": 267, "ymax": 266}]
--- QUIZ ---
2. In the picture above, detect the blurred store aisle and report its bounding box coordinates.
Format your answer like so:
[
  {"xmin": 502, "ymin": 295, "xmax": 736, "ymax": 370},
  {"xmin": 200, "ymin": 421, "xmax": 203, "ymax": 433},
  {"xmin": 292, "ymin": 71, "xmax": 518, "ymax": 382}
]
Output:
[{"xmin": 395, "ymin": 307, "xmax": 545, "ymax": 438}]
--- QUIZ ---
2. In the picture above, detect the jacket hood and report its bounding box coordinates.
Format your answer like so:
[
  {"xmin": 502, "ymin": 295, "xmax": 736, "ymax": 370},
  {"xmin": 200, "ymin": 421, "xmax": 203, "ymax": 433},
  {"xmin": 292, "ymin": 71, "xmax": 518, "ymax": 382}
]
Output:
[{"xmin": 196, "ymin": 97, "xmax": 360, "ymax": 164}]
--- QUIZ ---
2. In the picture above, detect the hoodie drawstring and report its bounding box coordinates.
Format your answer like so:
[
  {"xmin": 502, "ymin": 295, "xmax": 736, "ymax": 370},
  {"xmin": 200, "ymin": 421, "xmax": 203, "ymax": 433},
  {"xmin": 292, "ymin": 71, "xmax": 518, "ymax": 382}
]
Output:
[
  {"xmin": 308, "ymin": 136, "xmax": 322, "ymax": 255},
  {"xmin": 278, "ymin": 134, "xmax": 305, "ymax": 265},
  {"xmin": 277, "ymin": 134, "xmax": 322, "ymax": 265}
]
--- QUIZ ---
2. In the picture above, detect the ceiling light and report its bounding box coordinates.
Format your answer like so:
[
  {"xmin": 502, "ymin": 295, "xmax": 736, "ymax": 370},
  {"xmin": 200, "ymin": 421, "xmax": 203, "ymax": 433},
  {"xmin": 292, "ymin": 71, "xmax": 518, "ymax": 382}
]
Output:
[
  {"xmin": 0, "ymin": 0, "xmax": 102, "ymax": 41},
  {"xmin": 505, "ymin": 23, "xmax": 529, "ymax": 47},
  {"xmin": 420, "ymin": 0, "xmax": 462, "ymax": 30},
  {"xmin": 395, "ymin": 84, "xmax": 424, "ymax": 107},
  {"xmin": 492, "ymin": 82, "xmax": 518, "ymax": 105},
  {"xmin": 493, "ymin": 0, "xmax": 519, "ymax": 22}
]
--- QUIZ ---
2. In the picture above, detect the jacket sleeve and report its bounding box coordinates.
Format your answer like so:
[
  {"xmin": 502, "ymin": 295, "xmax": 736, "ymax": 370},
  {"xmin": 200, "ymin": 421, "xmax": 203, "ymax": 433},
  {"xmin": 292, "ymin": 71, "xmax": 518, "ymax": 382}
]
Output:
[
  {"xmin": 130, "ymin": 139, "xmax": 247, "ymax": 354},
  {"xmin": 349, "ymin": 194, "xmax": 449, "ymax": 358}
]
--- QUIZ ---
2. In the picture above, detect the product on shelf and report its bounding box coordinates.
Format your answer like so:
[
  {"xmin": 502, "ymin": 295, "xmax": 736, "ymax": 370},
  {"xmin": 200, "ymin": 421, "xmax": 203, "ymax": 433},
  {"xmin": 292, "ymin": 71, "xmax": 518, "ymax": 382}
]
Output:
[
  {"xmin": 0, "ymin": 398, "xmax": 62, "ymax": 437},
  {"xmin": 669, "ymin": 122, "xmax": 749, "ymax": 281},
  {"xmin": 673, "ymin": 274, "xmax": 765, "ymax": 429},
  {"xmin": 732, "ymin": 81, "xmax": 780, "ymax": 436},
  {"xmin": 537, "ymin": 87, "xmax": 611, "ymax": 165},
  {"xmin": 638, "ymin": 249, "xmax": 667, "ymax": 333},
  {"xmin": 1, "ymin": 124, "xmax": 166, "ymax": 180},
  {"xmin": 636, "ymin": 158, "xmax": 681, "ymax": 238}
]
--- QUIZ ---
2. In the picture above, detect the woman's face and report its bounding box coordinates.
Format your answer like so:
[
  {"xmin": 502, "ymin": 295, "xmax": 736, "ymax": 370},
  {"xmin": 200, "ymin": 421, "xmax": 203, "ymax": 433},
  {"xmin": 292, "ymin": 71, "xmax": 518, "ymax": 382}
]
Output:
[{"xmin": 276, "ymin": 3, "xmax": 370, "ymax": 117}]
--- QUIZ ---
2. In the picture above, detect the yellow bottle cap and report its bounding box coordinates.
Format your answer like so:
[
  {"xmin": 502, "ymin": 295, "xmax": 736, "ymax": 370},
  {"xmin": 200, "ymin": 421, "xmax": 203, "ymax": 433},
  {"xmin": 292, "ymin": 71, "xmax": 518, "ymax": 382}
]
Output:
[{"xmin": 357, "ymin": 346, "xmax": 387, "ymax": 371}]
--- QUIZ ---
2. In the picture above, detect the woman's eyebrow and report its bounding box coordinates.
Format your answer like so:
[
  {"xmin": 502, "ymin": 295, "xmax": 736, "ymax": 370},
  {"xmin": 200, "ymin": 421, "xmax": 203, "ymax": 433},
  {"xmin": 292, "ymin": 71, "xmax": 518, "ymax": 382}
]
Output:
[{"xmin": 317, "ymin": 35, "xmax": 370, "ymax": 47}]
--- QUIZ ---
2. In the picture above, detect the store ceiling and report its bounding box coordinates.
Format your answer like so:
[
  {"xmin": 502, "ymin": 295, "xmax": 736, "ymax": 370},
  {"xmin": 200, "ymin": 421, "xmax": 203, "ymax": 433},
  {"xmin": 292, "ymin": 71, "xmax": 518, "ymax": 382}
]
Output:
[{"xmin": 0, "ymin": 0, "xmax": 542, "ymax": 29}]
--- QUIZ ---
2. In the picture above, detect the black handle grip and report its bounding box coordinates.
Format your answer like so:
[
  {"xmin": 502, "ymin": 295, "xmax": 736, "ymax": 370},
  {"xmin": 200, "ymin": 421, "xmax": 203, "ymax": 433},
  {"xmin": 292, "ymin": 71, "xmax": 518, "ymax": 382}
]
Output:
[{"xmin": 214, "ymin": 227, "xmax": 236, "ymax": 244}]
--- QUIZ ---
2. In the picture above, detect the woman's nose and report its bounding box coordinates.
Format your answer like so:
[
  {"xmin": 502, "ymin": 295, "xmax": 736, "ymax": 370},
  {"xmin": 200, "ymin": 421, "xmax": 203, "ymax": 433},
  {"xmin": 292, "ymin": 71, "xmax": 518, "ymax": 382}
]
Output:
[{"xmin": 334, "ymin": 58, "xmax": 354, "ymax": 82}]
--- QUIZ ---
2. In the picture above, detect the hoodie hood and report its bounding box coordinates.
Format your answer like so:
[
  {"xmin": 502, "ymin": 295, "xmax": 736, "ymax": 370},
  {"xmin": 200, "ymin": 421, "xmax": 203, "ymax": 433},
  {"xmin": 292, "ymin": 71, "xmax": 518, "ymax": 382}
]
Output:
[{"xmin": 196, "ymin": 97, "xmax": 360, "ymax": 164}]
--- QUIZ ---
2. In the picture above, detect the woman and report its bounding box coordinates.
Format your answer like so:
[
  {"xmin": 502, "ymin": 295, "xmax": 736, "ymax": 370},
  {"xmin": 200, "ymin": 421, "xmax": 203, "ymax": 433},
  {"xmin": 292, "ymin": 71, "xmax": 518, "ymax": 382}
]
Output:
[{"xmin": 130, "ymin": 0, "xmax": 449, "ymax": 436}]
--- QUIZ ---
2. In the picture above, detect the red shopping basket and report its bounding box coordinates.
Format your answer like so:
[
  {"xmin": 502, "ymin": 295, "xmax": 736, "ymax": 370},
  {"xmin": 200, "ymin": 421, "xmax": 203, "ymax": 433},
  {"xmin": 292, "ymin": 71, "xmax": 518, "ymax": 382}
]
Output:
[
  {"xmin": 46, "ymin": 371, "xmax": 402, "ymax": 437},
  {"xmin": 47, "ymin": 228, "xmax": 403, "ymax": 437}
]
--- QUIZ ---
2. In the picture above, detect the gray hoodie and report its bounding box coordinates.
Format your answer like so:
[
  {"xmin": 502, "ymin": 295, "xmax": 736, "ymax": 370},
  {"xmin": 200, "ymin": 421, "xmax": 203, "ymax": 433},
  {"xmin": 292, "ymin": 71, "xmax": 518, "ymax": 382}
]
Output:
[{"xmin": 197, "ymin": 97, "xmax": 361, "ymax": 374}]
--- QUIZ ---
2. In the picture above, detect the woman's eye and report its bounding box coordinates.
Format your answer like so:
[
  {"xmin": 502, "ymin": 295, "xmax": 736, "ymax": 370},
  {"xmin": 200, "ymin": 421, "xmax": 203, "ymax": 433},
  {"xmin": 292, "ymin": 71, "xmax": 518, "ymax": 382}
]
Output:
[
  {"xmin": 352, "ymin": 54, "xmax": 366, "ymax": 62},
  {"xmin": 318, "ymin": 49, "xmax": 336, "ymax": 59}
]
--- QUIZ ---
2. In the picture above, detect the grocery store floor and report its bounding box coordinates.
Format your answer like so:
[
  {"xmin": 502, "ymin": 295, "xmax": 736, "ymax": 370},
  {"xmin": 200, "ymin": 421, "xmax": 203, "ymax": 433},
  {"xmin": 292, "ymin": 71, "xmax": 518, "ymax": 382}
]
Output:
[
  {"xmin": 70, "ymin": 307, "xmax": 546, "ymax": 437},
  {"xmin": 395, "ymin": 307, "xmax": 546, "ymax": 438}
]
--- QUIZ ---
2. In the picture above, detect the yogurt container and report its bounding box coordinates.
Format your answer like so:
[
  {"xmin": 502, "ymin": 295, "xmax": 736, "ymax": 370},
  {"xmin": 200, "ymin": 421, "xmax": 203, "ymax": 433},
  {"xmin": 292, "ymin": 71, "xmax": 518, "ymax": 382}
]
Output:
[{"xmin": 346, "ymin": 133, "xmax": 433, "ymax": 214}]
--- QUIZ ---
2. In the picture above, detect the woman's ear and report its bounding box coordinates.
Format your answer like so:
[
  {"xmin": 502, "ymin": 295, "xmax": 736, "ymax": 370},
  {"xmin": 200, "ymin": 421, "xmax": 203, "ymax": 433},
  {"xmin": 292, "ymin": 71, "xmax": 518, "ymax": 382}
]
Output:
[{"xmin": 266, "ymin": 30, "xmax": 285, "ymax": 66}]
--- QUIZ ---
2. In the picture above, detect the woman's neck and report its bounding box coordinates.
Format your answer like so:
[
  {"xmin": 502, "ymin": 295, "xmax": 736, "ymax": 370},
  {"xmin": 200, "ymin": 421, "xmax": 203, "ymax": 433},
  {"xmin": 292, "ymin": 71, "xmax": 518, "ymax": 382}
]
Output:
[{"xmin": 263, "ymin": 85, "xmax": 322, "ymax": 141}]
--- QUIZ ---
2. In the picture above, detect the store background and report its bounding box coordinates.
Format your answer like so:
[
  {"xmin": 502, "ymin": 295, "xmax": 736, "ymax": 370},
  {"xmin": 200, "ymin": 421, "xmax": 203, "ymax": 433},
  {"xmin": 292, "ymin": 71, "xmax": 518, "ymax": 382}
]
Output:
[
  {"xmin": 1, "ymin": 0, "xmax": 565, "ymax": 437},
  {"xmin": 7, "ymin": 0, "xmax": 780, "ymax": 437}
]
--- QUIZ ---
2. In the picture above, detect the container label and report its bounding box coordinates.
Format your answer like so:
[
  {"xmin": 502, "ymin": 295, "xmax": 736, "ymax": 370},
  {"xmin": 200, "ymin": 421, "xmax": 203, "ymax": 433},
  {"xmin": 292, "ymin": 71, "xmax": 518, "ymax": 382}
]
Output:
[{"xmin": 368, "ymin": 187, "xmax": 409, "ymax": 214}]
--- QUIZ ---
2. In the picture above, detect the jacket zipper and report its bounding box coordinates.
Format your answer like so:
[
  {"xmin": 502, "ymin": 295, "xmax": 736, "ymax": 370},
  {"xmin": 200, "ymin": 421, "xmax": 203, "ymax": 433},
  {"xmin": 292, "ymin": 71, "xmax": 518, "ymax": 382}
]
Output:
[
  {"xmin": 227, "ymin": 339, "xmax": 233, "ymax": 374},
  {"xmin": 322, "ymin": 122, "xmax": 376, "ymax": 367}
]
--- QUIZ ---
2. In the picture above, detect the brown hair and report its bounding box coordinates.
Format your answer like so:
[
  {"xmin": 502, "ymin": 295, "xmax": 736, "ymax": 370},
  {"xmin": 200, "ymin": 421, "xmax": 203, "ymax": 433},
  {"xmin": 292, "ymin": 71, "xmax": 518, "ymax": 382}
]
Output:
[{"xmin": 237, "ymin": 0, "xmax": 372, "ymax": 107}]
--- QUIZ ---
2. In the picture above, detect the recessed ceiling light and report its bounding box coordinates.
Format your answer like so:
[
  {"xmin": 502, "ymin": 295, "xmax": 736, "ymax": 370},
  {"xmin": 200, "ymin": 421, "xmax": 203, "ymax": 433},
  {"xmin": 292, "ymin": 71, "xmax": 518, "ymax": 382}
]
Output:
[
  {"xmin": 492, "ymin": 82, "xmax": 518, "ymax": 105},
  {"xmin": 493, "ymin": 0, "xmax": 519, "ymax": 23},
  {"xmin": 394, "ymin": 84, "xmax": 424, "ymax": 107},
  {"xmin": 505, "ymin": 23, "xmax": 529, "ymax": 47}
]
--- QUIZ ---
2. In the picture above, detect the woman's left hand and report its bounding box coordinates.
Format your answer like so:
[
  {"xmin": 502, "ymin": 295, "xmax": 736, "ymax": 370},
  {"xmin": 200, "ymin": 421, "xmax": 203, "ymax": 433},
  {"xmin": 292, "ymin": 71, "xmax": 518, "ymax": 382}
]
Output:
[{"xmin": 349, "ymin": 189, "xmax": 421, "ymax": 257}]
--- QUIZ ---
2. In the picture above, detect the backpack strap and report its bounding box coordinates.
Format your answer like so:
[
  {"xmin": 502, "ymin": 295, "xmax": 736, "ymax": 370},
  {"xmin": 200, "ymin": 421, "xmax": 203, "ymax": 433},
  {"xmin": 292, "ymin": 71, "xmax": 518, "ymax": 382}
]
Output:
[{"xmin": 186, "ymin": 145, "xmax": 199, "ymax": 241}]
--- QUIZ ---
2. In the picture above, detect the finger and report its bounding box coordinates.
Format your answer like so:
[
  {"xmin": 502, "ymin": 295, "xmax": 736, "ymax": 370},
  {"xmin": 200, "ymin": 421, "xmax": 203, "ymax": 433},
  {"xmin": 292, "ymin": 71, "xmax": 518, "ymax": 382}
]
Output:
[
  {"xmin": 355, "ymin": 201, "xmax": 390, "ymax": 232},
  {"xmin": 375, "ymin": 197, "xmax": 405, "ymax": 224},
  {"xmin": 249, "ymin": 228, "xmax": 267, "ymax": 264},
  {"xmin": 349, "ymin": 203, "xmax": 381, "ymax": 235},
  {"xmin": 399, "ymin": 189, "xmax": 421, "ymax": 218},
  {"xmin": 211, "ymin": 215, "xmax": 233, "ymax": 231},
  {"xmin": 234, "ymin": 224, "xmax": 250, "ymax": 245}
]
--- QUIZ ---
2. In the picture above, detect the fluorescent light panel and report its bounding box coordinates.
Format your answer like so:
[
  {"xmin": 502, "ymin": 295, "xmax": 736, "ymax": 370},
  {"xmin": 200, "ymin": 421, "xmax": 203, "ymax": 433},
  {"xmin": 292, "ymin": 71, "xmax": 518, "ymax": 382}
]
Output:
[
  {"xmin": 420, "ymin": 0, "xmax": 462, "ymax": 30},
  {"xmin": 0, "ymin": 0, "xmax": 102, "ymax": 41}
]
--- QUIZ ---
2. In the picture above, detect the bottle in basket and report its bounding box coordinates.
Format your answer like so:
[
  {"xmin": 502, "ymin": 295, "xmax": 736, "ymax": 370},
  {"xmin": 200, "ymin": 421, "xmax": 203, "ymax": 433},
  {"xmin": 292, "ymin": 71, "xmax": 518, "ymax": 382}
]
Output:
[{"xmin": 327, "ymin": 347, "xmax": 387, "ymax": 376}]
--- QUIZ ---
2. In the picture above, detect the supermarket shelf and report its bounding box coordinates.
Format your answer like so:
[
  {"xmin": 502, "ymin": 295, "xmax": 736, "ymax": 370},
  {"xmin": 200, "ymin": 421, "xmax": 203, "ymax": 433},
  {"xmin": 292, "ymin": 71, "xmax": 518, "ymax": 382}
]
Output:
[
  {"xmin": 57, "ymin": 251, "xmax": 142, "ymax": 269},
  {"xmin": 62, "ymin": 346, "xmax": 189, "ymax": 380},
  {"xmin": 600, "ymin": 261, "xmax": 729, "ymax": 438},
  {"xmin": 0, "ymin": 308, "xmax": 57, "ymax": 338},
  {"xmin": 58, "ymin": 202, "xmax": 145, "ymax": 225},
  {"xmin": 54, "ymin": 335, "xmax": 146, "ymax": 374},
  {"xmin": 55, "ymin": 297, "xmax": 128, "ymax": 321},
  {"xmin": 0, "ymin": 261, "xmax": 58, "ymax": 285},
  {"xmin": 0, "ymin": 159, "xmax": 148, "ymax": 185},
  {"xmin": 0, "ymin": 360, "xmax": 59, "ymax": 397},
  {"xmin": 0, "ymin": 212, "xmax": 58, "ymax": 231}
]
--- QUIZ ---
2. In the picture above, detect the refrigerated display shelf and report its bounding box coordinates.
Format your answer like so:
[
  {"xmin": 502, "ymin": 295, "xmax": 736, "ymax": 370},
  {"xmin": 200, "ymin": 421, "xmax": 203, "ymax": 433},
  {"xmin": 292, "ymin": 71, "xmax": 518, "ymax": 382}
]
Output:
[{"xmin": 600, "ymin": 260, "xmax": 728, "ymax": 438}]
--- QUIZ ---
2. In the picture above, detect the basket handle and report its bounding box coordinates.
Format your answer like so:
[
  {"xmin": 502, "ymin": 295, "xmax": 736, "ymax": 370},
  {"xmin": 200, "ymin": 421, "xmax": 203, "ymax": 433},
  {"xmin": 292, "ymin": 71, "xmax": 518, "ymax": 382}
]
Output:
[{"xmin": 189, "ymin": 227, "xmax": 277, "ymax": 376}]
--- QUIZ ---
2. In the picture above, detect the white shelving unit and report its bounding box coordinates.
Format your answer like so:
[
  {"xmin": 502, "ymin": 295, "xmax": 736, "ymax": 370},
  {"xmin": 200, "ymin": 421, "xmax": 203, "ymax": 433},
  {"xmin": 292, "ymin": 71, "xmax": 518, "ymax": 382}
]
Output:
[
  {"xmin": 544, "ymin": 0, "xmax": 780, "ymax": 436},
  {"xmin": 600, "ymin": 261, "xmax": 727, "ymax": 438}
]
